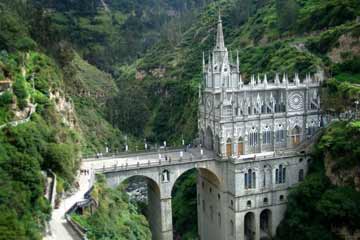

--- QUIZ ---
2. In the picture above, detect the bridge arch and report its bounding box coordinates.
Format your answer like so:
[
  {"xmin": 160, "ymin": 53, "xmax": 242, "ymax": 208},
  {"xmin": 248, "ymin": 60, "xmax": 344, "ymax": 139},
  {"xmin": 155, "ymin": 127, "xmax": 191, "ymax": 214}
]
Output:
[
  {"xmin": 117, "ymin": 175, "xmax": 162, "ymax": 240},
  {"xmin": 170, "ymin": 166, "xmax": 222, "ymax": 192},
  {"xmin": 170, "ymin": 166, "xmax": 223, "ymax": 240}
]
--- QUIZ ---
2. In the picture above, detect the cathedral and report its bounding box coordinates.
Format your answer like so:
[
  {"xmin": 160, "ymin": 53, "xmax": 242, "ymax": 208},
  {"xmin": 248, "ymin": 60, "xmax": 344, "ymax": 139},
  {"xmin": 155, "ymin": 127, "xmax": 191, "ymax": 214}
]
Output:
[{"xmin": 197, "ymin": 14, "xmax": 323, "ymax": 240}]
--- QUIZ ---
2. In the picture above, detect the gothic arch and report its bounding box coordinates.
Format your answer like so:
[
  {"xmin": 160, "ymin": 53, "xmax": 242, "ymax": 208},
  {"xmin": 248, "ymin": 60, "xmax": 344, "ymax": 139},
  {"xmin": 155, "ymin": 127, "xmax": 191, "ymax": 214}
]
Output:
[
  {"xmin": 291, "ymin": 125, "xmax": 302, "ymax": 145},
  {"xmin": 244, "ymin": 212, "xmax": 256, "ymax": 240},
  {"xmin": 171, "ymin": 167, "xmax": 222, "ymax": 193},
  {"xmin": 260, "ymin": 209, "xmax": 272, "ymax": 240},
  {"xmin": 226, "ymin": 138, "xmax": 233, "ymax": 157}
]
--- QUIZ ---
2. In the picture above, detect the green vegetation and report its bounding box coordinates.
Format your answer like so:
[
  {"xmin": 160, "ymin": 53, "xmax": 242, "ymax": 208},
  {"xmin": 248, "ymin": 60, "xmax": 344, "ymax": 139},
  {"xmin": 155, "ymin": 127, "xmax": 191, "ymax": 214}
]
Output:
[
  {"xmin": 276, "ymin": 120, "xmax": 360, "ymax": 240},
  {"xmin": 71, "ymin": 175, "xmax": 152, "ymax": 240},
  {"xmin": 172, "ymin": 170, "xmax": 198, "ymax": 239},
  {"xmin": 0, "ymin": 0, "xmax": 360, "ymax": 239}
]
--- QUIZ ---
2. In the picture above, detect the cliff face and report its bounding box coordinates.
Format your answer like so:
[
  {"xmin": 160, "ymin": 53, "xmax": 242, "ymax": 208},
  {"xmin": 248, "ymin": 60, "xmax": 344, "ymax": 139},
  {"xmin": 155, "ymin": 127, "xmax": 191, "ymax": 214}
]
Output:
[{"xmin": 325, "ymin": 153, "xmax": 360, "ymax": 191}]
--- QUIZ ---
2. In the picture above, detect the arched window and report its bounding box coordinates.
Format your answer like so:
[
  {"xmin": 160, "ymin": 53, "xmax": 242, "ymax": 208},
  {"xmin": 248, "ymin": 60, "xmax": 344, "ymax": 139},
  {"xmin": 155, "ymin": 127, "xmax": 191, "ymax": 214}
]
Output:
[
  {"xmin": 210, "ymin": 205, "xmax": 214, "ymax": 221},
  {"xmin": 230, "ymin": 220, "xmax": 235, "ymax": 236},
  {"xmin": 298, "ymin": 169, "xmax": 304, "ymax": 182},
  {"xmin": 226, "ymin": 138, "xmax": 232, "ymax": 157},
  {"xmin": 276, "ymin": 124, "xmax": 286, "ymax": 142},
  {"xmin": 249, "ymin": 127, "xmax": 258, "ymax": 146},
  {"xmin": 245, "ymin": 169, "xmax": 256, "ymax": 189},
  {"xmin": 291, "ymin": 125, "xmax": 302, "ymax": 145},
  {"xmin": 263, "ymin": 126, "xmax": 271, "ymax": 145},
  {"xmin": 263, "ymin": 197, "xmax": 268, "ymax": 204},
  {"xmin": 247, "ymin": 200, "xmax": 252, "ymax": 207},
  {"xmin": 218, "ymin": 212, "xmax": 221, "ymax": 227},
  {"xmin": 276, "ymin": 164, "xmax": 286, "ymax": 184},
  {"xmin": 202, "ymin": 200, "xmax": 206, "ymax": 212},
  {"xmin": 279, "ymin": 195, "xmax": 284, "ymax": 201},
  {"xmin": 161, "ymin": 170, "xmax": 170, "ymax": 182}
]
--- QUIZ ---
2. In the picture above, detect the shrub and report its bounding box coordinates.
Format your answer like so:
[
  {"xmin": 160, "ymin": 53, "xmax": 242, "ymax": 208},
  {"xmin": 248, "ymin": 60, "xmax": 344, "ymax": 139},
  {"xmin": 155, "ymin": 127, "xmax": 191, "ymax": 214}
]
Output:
[
  {"xmin": 13, "ymin": 78, "xmax": 28, "ymax": 100},
  {"xmin": 18, "ymin": 98, "xmax": 28, "ymax": 110},
  {"xmin": 0, "ymin": 91, "xmax": 13, "ymax": 106}
]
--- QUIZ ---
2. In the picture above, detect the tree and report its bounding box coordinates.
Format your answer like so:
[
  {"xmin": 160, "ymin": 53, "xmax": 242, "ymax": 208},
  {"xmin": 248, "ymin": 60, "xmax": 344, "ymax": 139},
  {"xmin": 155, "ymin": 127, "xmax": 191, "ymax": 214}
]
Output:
[{"xmin": 275, "ymin": 0, "xmax": 299, "ymax": 32}]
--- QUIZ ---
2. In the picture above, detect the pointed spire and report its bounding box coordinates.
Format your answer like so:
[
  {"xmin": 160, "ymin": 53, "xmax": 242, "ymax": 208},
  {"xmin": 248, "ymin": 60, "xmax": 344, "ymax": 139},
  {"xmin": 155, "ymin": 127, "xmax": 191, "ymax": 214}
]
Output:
[
  {"xmin": 251, "ymin": 75, "xmax": 255, "ymax": 87},
  {"xmin": 282, "ymin": 73, "xmax": 288, "ymax": 85},
  {"xmin": 202, "ymin": 52, "xmax": 206, "ymax": 72},
  {"xmin": 295, "ymin": 73, "xmax": 300, "ymax": 85},
  {"xmin": 208, "ymin": 52, "xmax": 212, "ymax": 71},
  {"xmin": 275, "ymin": 73, "xmax": 280, "ymax": 85},
  {"xmin": 236, "ymin": 50, "xmax": 240, "ymax": 72},
  {"xmin": 215, "ymin": 11, "xmax": 226, "ymax": 50},
  {"xmin": 239, "ymin": 74, "xmax": 243, "ymax": 87},
  {"xmin": 264, "ymin": 74, "xmax": 268, "ymax": 84}
]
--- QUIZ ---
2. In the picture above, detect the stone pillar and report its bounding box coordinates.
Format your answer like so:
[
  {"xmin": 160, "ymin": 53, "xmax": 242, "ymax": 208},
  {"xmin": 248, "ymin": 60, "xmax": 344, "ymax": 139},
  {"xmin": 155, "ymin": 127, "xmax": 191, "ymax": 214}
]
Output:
[
  {"xmin": 160, "ymin": 198, "xmax": 173, "ymax": 240},
  {"xmin": 254, "ymin": 210, "xmax": 261, "ymax": 240}
]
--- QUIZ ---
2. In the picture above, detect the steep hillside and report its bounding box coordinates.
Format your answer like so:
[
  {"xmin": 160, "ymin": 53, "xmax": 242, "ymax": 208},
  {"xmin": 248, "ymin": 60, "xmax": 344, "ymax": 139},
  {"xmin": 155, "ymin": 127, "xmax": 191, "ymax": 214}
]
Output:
[
  {"xmin": 0, "ymin": 1, "xmax": 126, "ymax": 238},
  {"xmin": 110, "ymin": 0, "xmax": 360, "ymax": 143},
  {"xmin": 45, "ymin": 0, "xmax": 211, "ymax": 73}
]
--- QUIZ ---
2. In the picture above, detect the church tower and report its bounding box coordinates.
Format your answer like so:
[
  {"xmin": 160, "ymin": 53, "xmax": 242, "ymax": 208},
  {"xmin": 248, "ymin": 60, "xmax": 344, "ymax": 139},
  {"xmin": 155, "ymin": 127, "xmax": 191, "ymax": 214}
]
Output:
[{"xmin": 199, "ymin": 14, "xmax": 322, "ymax": 158}]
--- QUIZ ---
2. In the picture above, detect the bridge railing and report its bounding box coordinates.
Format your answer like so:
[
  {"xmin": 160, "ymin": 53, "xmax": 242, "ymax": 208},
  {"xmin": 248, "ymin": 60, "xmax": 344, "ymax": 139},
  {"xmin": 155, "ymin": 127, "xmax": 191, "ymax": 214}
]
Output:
[
  {"xmin": 94, "ymin": 155, "xmax": 216, "ymax": 173},
  {"xmin": 83, "ymin": 146, "xmax": 187, "ymax": 162}
]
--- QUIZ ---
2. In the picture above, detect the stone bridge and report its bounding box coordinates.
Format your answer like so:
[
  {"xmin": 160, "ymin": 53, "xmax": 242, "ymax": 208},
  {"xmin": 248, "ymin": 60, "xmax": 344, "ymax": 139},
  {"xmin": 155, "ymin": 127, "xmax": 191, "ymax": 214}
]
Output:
[{"xmin": 84, "ymin": 147, "xmax": 224, "ymax": 240}]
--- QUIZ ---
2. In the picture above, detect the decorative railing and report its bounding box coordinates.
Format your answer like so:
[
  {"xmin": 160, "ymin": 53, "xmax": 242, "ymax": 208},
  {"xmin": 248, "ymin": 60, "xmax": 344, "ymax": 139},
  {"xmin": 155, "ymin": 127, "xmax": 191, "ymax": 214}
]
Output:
[
  {"xmin": 94, "ymin": 155, "xmax": 217, "ymax": 173},
  {"xmin": 83, "ymin": 146, "xmax": 187, "ymax": 162}
]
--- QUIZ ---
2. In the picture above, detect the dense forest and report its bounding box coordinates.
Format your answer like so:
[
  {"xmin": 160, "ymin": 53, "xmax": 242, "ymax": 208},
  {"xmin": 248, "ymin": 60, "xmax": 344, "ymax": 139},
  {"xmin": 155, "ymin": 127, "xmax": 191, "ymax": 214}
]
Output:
[{"xmin": 0, "ymin": 0, "xmax": 360, "ymax": 239}]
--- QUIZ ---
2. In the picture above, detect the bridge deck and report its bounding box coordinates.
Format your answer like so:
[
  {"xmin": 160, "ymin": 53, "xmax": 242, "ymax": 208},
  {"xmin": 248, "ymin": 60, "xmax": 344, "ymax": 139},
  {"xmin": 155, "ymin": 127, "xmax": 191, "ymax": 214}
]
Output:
[{"xmin": 83, "ymin": 147, "xmax": 217, "ymax": 172}]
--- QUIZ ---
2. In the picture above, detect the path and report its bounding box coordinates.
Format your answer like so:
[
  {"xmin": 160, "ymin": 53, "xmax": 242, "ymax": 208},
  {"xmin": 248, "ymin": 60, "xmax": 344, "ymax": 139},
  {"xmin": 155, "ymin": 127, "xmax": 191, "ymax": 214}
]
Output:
[
  {"xmin": 44, "ymin": 163, "xmax": 93, "ymax": 240},
  {"xmin": 0, "ymin": 103, "xmax": 37, "ymax": 129}
]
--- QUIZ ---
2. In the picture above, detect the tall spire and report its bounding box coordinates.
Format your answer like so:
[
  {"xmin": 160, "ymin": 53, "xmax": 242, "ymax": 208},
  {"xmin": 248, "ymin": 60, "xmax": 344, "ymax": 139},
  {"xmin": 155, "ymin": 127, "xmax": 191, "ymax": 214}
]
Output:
[
  {"xmin": 215, "ymin": 11, "xmax": 226, "ymax": 50},
  {"xmin": 202, "ymin": 52, "xmax": 206, "ymax": 72}
]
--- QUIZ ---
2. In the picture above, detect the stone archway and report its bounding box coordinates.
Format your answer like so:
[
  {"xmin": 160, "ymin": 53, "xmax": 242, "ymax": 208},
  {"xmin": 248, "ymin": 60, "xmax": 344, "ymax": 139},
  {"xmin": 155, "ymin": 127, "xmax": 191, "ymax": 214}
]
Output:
[
  {"xmin": 244, "ymin": 212, "xmax": 256, "ymax": 240},
  {"xmin": 260, "ymin": 209, "xmax": 272, "ymax": 240},
  {"xmin": 120, "ymin": 175, "xmax": 162, "ymax": 240},
  {"xmin": 170, "ymin": 167, "xmax": 222, "ymax": 240}
]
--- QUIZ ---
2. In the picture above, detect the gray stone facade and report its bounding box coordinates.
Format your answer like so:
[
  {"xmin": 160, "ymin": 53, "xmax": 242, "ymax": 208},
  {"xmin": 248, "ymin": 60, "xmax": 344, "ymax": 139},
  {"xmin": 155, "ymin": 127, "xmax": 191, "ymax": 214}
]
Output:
[{"xmin": 196, "ymin": 14, "xmax": 322, "ymax": 240}]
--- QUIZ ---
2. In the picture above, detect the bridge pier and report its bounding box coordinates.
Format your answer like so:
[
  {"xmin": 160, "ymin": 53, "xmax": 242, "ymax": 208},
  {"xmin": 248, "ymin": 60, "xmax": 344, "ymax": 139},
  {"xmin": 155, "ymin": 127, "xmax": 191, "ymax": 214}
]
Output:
[{"xmin": 160, "ymin": 198, "xmax": 173, "ymax": 240}]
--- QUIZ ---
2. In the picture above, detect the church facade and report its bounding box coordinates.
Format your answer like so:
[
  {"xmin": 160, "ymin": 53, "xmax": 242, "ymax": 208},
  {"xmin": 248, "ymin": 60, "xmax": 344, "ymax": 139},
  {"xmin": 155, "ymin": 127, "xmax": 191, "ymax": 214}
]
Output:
[{"xmin": 197, "ymin": 15, "xmax": 323, "ymax": 240}]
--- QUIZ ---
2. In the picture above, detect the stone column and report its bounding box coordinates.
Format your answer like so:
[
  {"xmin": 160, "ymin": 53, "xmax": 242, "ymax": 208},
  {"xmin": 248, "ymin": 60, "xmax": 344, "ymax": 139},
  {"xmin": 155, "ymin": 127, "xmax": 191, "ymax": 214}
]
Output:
[
  {"xmin": 255, "ymin": 210, "xmax": 261, "ymax": 240},
  {"xmin": 160, "ymin": 198, "xmax": 173, "ymax": 240}
]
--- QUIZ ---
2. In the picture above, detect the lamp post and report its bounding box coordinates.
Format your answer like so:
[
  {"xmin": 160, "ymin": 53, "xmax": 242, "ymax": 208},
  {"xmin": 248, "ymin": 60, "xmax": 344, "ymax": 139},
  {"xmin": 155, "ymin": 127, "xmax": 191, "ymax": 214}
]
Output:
[{"xmin": 125, "ymin": 135, "xmax": 128, "ymax": 152}]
